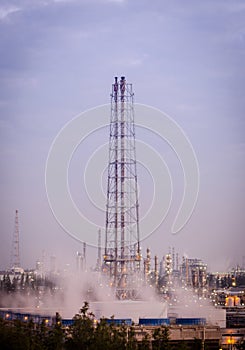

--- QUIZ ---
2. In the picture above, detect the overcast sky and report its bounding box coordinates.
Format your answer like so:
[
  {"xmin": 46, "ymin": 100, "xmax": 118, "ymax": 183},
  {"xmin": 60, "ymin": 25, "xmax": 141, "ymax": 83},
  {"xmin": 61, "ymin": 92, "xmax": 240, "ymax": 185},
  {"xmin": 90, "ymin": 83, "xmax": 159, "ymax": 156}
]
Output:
[{"xmin": 0, "ymin": 0, "xmax": 245, "ymax": 272}]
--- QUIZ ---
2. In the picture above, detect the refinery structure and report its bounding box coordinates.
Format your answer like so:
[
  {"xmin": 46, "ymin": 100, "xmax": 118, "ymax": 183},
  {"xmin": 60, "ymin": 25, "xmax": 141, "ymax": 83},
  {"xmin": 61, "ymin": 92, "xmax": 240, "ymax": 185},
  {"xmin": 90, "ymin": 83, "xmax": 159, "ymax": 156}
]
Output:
[
  {"xmin": 0, "ymin": 77, "xmax": 245, "ymax": 349},
  {"xmin": 104, "ymin": 76, "xmax": 141, "ymax": 300}
]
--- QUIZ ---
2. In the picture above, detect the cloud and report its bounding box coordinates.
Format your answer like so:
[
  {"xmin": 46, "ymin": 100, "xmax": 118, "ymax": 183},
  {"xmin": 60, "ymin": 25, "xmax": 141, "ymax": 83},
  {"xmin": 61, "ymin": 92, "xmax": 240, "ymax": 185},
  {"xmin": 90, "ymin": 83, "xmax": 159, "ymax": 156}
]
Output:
[{"xmin": 0, "ymin": 6, "xmax": 21, "ymax": 20}]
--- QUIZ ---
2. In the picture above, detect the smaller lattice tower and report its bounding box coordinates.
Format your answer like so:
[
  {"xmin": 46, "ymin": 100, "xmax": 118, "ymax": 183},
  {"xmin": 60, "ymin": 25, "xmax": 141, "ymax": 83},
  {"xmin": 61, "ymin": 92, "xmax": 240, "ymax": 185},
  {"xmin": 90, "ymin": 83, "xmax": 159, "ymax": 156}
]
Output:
[{"xmin": 11, "ymin": 210, "xmax": 21, "ymax": 271}]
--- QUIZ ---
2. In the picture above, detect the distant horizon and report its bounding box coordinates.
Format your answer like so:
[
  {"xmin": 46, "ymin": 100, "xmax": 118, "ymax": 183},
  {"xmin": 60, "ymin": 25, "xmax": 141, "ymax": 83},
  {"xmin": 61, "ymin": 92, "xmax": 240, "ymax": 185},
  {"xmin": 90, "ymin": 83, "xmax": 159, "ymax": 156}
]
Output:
[{"xmin": 2, "ymin": 232, "xmax": 244, "ymax": 274}]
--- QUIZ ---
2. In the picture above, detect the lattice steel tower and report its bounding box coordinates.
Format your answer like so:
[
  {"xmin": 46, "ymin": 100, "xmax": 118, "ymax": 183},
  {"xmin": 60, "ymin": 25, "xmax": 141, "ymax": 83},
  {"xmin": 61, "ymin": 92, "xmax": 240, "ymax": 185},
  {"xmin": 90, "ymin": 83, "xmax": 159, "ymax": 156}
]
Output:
[
  {"xmin": 104, "ymin": 76, "xmax": 141, "ymax": 299},
  {"xmin": 11, "ymin": 209, "xmax": 21, "ymax": 270}
]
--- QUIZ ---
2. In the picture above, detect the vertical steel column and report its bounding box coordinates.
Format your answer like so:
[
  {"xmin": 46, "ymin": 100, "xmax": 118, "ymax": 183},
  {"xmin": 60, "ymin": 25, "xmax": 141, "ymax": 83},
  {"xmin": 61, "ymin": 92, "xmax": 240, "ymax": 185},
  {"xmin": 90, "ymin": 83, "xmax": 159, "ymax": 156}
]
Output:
[{"xmin": 120, "ymin": 77, "xmax": 125, "ymax": 277}]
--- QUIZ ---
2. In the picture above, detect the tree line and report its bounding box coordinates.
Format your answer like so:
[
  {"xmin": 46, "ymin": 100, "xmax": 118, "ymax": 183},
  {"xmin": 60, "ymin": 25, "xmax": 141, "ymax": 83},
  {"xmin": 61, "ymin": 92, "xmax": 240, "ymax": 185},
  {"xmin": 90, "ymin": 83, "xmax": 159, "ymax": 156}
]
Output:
[
  {"xmin": 0, "ymin": 273, "xmax": 55, "ymax": 293},
  {"xmin": 0, "ymin": 273, "xmax": 56, "ymax": 308},
  {"xmin": 0, "ymin": 301, "xmax": 217, "ymax": 350}
]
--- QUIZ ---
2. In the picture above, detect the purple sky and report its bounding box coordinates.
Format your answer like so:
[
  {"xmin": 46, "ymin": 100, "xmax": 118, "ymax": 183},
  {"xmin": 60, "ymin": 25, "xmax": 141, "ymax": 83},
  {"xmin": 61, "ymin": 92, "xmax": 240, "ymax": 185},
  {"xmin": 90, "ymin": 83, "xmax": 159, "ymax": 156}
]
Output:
[{"xmin": 0, "ymin": 0, "xmax": 245, "ymax": 272}]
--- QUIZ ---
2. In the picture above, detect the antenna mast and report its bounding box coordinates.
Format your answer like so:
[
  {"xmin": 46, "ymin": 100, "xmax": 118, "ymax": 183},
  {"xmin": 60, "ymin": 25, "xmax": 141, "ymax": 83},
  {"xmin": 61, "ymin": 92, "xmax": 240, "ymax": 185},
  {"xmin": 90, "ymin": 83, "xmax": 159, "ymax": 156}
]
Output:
[{"xmin": 11, "ymin": 209, "xmax": 21, "ymax": 270}]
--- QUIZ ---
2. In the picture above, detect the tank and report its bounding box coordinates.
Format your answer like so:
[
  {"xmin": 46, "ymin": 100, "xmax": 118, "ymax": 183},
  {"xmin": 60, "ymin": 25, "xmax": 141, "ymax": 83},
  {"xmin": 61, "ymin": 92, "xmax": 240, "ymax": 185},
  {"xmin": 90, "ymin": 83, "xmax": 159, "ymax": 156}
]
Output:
[{"xmin": 139, "ymin": 318, "xmax": 170, "ymax": 326}]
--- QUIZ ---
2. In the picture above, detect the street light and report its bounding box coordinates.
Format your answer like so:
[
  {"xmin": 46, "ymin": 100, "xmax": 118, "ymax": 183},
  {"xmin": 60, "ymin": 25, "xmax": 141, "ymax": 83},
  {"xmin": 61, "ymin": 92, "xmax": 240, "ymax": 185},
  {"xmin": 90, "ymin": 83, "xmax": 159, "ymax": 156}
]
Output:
[{"xmin": 227, "ymin": 336, "xmax": 234, "ymax": 350}]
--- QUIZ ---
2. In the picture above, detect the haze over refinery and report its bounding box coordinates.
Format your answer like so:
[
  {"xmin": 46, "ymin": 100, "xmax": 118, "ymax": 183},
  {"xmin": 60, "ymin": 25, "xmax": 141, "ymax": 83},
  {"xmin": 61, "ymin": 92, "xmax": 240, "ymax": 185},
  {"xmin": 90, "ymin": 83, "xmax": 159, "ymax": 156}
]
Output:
[{"xmin": 0, "ymin": 0, "xmax": 245, "ymax": 273}]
